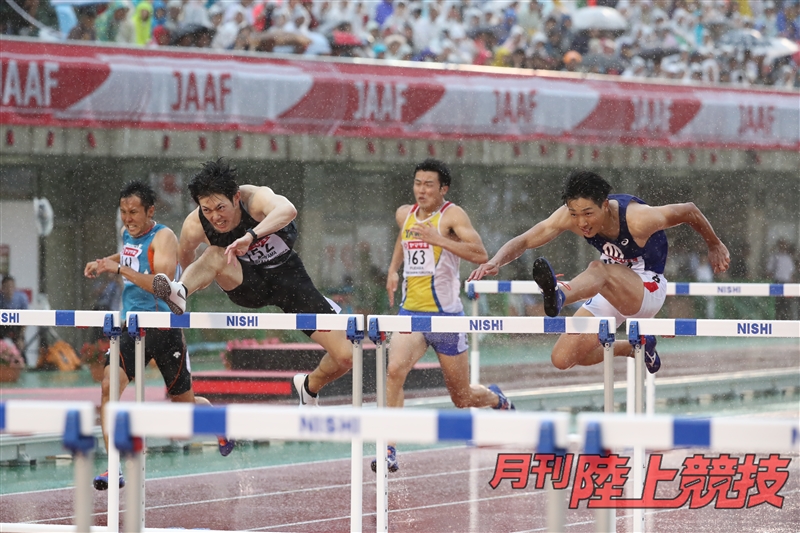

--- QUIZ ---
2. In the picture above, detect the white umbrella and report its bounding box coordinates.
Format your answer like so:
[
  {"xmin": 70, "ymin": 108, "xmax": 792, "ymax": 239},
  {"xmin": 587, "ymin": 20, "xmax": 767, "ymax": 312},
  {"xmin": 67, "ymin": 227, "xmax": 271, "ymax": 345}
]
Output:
[
  {"xmin": 572, "ymin": 6, "xmax": 628, "ymax": 32},
  {"xmin": 758, "ymin": 37, "xmax": 800, "ymax": 64}
]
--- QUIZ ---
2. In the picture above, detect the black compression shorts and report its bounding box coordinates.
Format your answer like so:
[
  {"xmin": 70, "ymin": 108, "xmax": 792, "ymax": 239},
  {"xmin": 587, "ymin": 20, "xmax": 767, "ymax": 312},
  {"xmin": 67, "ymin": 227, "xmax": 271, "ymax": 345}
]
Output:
[
  {"xmin": 107, "ymin": 328, "xmax": 192, "ymax": 397},
  {"xmin": 224, "ymin": 252, "xmax": 335, "ymax": 336}
]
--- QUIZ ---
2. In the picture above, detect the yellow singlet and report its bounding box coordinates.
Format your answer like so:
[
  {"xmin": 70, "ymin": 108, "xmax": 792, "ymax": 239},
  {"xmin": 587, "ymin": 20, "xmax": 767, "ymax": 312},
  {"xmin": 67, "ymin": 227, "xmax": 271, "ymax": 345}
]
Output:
[{"xmin": 400, "ymin": 202, "xmax": 463, "ymax": 313}]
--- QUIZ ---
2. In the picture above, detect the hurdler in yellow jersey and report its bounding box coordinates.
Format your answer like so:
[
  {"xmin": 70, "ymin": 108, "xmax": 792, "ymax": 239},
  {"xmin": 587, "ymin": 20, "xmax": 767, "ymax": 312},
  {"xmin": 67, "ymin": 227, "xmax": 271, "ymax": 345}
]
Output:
[
  {"xmin": 379, "ymin": 159, "xmax": 516, "ymax": 475},
  {"xmin": 400, "ymin": 202, "xmax": 463, "ymax": 313}
]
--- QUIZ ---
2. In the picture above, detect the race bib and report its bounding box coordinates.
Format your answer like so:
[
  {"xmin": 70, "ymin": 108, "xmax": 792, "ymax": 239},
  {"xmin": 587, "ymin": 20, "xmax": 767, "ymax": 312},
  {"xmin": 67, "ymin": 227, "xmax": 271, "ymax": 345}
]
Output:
[
  {"xmin": 121, "ymin": 243, "xmax": 142, "ymax": 282},
  {"xmin": 403, "ymin": 240, "xmax": 435, "ymax": 277},
  {"xmin": 600, "ymin": 253, "xmax": 644, "ymax": 273},
  {"xmin": 241, "ymin": 234, "xmax": 290, "ymax": 265}
]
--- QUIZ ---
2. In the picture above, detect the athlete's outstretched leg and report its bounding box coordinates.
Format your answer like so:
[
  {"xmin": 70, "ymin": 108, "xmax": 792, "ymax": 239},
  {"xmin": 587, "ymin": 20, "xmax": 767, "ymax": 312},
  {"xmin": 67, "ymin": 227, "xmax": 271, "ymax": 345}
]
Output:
[
  {"xmin": 559, "ymin": 261, "xmax": 645, "ymax": 315},
  {"xmin": 154, "ymin": 247, "xmax": 244, "ymax": 314},
  {"xmin": 181, "ymin": 246, "xmax": 244, "ymax": 294}
]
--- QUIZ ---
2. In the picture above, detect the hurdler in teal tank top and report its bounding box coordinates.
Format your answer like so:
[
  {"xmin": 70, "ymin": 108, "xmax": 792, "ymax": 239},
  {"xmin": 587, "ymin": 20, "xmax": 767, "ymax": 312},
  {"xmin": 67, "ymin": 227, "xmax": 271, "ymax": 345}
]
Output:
[{"xmin": 120, "ymin": 223, "xmax": 172, "ymax": 320}]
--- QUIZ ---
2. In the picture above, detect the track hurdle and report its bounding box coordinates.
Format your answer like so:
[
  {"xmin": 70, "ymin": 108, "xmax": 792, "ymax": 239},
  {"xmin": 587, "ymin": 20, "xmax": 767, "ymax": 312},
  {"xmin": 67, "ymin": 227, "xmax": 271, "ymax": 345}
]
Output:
[
  {"xmin": 465, "ymin": 281, "xmax": 800, "ymax": 385},
  {"xmin": 627, "ymin": 317, "xmax": 800, "ymax": 416},
  {"xmin": 0, "ymin": 400, "xmax": 97, "ymax": 533},
  {"xmin": 366, "ymin": 314, "xmax": 616, "ymax": 532},
  {"xmin": 126, "ymin": 311, "xmax": 365, "ymax": 533},
  {"xmin": 624, "ymin": 318, "xmax": 800, "ymax": 533},
  {"xmin": 578, "ymin": 412, "xmax": 799, "ymax": 533},
  {"xmin": 0, "ymin": 310, "xmax": 122, "ymax": 532},
  {"xmin": 107, "ymin": 403, "xmax": 570, "ymax": 533}
]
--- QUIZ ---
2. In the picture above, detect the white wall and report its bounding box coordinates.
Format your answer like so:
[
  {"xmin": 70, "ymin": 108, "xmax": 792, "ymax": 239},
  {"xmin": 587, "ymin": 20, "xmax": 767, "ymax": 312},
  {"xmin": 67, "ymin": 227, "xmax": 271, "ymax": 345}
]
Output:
[{"xmin": 0, "ymin": 200, "xmax": 40, "ymax": 365}]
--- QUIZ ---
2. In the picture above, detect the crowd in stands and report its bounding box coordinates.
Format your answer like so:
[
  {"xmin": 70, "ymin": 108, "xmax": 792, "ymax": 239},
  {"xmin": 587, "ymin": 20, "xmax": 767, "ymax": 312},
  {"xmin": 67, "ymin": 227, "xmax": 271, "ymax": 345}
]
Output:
[{"xmin": 2, "ymin": 0, "xmax": 798, "ymax": 87}]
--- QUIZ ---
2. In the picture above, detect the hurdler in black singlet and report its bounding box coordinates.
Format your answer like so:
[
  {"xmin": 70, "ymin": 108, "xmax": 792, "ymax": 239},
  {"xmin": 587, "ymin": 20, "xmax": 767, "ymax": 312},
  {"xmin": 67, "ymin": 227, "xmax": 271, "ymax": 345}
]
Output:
[
  {"xmin": 199, "ymin": 201, "xmax": 298, "ymax": 269},
  {"xmin": 197, "ymin": 200, "xmax": 334, "ymax": 325}
]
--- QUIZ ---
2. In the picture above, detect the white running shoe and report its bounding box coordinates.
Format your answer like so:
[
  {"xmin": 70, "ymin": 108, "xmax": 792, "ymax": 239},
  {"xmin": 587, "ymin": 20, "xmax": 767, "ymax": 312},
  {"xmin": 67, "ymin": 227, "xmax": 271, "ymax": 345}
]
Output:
[
  {"xmin": 152, "ymin": 273, "xmax": 187, "ymax": 315},
  {"xmin": 293, "ymin": 373, "xmax": 319, "ymax": 407}
]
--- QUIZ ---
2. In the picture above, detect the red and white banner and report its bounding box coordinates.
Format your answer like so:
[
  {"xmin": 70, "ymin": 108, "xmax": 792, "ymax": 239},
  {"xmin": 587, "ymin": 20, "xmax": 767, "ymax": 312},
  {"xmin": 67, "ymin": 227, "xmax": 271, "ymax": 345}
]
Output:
[{"xmin": 1, "ymin": 39, "xmax": 798, "ymax": 150}]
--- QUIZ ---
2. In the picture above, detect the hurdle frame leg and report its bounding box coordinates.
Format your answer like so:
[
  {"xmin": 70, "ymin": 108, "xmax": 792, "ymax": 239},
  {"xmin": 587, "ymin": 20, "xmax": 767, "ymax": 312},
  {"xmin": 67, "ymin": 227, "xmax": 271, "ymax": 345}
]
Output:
[
  {"xmin": 470, "ymin": 297, "xmax": 480, "ymax": 385},
  {"xmin": 632, "ymin": 342, "xmax": 645, "ymax": 533},
  {"xmin": 124, "ymin": 452, "xmax": 144, "ymax": 533},
  {"xmin": 600, "ymin": 319, "xmax": 615, "ymax": 414},
  {"xmin": 350, "ymin": 334, "xmax": 364, "ymax": 533},
  {"xmin": 107, "ymin": 330, "xmax": 121, "ymax": 533},
  {"xmin": 375, "ymin": 339, "xmax": 389, "ymax": 533},
  {"xmin": 73, "ymin": 449, "xmax": 94, "ymax": 533},
  {"xmin": 133, "ymin": 330, "xmax": 146, "ymax": 532}
]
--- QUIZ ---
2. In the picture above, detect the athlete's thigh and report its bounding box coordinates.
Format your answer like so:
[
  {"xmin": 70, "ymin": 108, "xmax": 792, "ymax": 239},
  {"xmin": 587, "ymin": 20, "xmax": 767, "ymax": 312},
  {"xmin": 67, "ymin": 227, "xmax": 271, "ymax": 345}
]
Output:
[
  {"xmin": 146, "ymin": 329, "xmax": 192, "ymax": 396},
  {"xmin": 387, "ymin": 332, "xmax": 428, "ymax": 374},
  {"xmin": 597, "ymin": 264, "xmax": 645, "ymax": 317},
  {"xmin": 551, "ymin": 307, "xmax": 603, "ymax": 368},
  {"xmin": 310, "ymin": 329, "xmax": 353, "ymax": 360},
  {"xmin": 213, "ymin": 252, "xmax": 245, "ymax": 292}
]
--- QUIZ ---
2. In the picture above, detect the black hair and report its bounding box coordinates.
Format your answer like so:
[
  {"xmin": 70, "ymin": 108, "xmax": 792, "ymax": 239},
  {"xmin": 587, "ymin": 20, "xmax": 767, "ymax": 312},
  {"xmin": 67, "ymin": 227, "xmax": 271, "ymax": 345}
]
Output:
[
  {"xmin": 188, "ymin": 158, "xmax": 239, "ymax": 204},
  {"xmin": 413, "ymin": 158, "xmax": 451, "ymax": 188},
  {"xmin": 1, "ymin": 275, "xmax": 14, "ymax": 285},
  {"xmin": 119, "ymin": 181, "xmax": 157, "ymax": 210},
  {"xmin": 561, "ymin": 170, "xmax": 612, "ymax": 207}
]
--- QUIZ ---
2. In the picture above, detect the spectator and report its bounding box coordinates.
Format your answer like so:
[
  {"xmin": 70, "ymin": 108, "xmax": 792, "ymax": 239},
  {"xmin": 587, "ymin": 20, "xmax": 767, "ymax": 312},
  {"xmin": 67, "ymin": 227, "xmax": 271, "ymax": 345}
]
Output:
[
  {"xmin": 383, "ymin": 0, "xmax": 409, "ymax": 34},
  {"xmin": 563, "ymin": 50, "xmax": 582, "ymax": 72},
  {"xmin": 756, "ymin": 1, "xmax": 779, "ymax": 38},
  {"xmin": 1, "ymin": 0, "xmax": 58, "ymax": 37},
  {"xmin": 411, "ymin": 2, "xmax": 440, "ymax": 53},
  {"xmin": 96, "ymin": 1, "xmax": 134, "ymax": 44},
  {"xmin": 0, "ymin": 276, "xmax": 29, "ymax": 354},
  {"xmin": 517, "ymin": 0, "xmax": 543, "ymax": 39},
  {"xmin": 182, "ymin": 0, "xmax": 211, "ymax": 28},
  {"xmin": 133, "ymin": 1, "xmax": 154, "ymax": 46},
  {"xmin": 152, "ymin": 0, "xmax": 167, "ymax": 28},
  {"xmin": 163, "ymin": 0, "xmax": 183, "ymax": 34},
  {"xmin": 150, "ymin": 24, "xmax": 170, "ymax": 47},
  {"xmin": 67, "ymin": 4, "xmax": 98, "ymax": 41},
  {"xmin": 384, "ymin": 33, "xmax": 407, "ymax": 60},
  {"xmin": 215, "ymin": 5, "xmax": 248, "ymax": 50},
  {"xmin": 374, "ymin": 0, "xmax": 394, "ymax": 27},
  {"xmin": 766, "ymin": 239, "xmax": 796, "ymax": 320}
]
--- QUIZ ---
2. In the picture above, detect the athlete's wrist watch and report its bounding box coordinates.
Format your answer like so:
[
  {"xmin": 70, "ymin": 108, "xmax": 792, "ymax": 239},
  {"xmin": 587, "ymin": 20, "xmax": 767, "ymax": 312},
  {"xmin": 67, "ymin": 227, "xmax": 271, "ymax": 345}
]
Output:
[{"xmin": 246, "ymin": 228, "xmax": 258, "ymax": 242}]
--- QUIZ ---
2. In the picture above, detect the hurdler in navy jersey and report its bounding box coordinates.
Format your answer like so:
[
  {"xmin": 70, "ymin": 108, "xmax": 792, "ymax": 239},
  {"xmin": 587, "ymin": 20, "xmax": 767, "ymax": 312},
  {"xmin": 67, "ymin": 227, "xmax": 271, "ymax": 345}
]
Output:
[
  {"xmin": 153, "ymin": 158, "xmax": 355, "ymax": 407},
  {"xmin": 584, "ymin": 194, "xmax": 668, "ymax": 275},
  {"xmin": 84, "ymin": 181, "xmax": 235, "ymax": 492},
  {"xmin": 469, "ymin": 170, "xmax": 730, "ymax": 375}
]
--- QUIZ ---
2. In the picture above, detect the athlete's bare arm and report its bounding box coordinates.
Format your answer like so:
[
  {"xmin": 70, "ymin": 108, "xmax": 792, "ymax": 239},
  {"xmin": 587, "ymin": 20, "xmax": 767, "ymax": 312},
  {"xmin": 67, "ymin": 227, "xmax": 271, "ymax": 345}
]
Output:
[
  {"xmin": 84, "ymin": 253, "xmax": 121, "ymax": 278},
  {"xmin": 627, "ymin": 202, "xmax": 730, "ymax": 273},
  {"xmin": 177, "ymin": 210, "xmax": 210, "ymax": 271},
  {"xmin": 468, "ymin": 206, "xmax": 571, "ymax": 281},
  {"xmin": 386, "ymin": 205, "xmax": 412, "ymax": 308},
  {"xmin": 224, "ymin": 185, "xmax": 298, "ymax": 264},
  {"xmin": 90, "ymin": 229, "xmax": 179, "ymax": 293},
  {"xmin": 409, "ymin": 205, "xmax": 488, "ymax": 264}
]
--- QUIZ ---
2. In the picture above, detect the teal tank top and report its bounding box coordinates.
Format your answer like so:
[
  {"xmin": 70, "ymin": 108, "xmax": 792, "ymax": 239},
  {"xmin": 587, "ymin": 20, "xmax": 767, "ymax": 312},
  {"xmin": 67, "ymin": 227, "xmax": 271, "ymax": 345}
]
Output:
[{"xmin": 121, "ymin": 223, "xmax": 172, "ymax": 320}]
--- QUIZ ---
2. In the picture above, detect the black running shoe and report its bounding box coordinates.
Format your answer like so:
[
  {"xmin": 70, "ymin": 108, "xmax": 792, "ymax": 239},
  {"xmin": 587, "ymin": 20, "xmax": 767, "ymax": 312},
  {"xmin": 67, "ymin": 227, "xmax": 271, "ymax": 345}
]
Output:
[{"xmin": 531, "ymin": 257, "xmax": 565, "ymax": 317}]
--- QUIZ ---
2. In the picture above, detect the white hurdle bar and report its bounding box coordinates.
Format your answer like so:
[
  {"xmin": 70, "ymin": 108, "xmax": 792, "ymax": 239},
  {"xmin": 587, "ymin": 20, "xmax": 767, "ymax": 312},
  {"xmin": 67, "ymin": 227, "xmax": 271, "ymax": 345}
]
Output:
[
  {"xmin": 624, "ymin": 318, "xmax": 800, "ymax": 533},
  {"xmin": 366, "ymin": 314, "xmax": 617, "ymax": 533},
  {"xmin": 578, "ymin": 412, "xmax": 799, "ymax": 533},
  {"xmin": 126, "ymin": 311, "xmax": 365, "ymax": 533},
  {"xmin": 0, "ymin": 310, "xmax": 123, "ymax": 532},
  {"xmin": 0, "ymin": 400, "xmax": 97, "ymax": 533},
  {"xmin": 107, "ymin": 403, "xmax": 570, "ymax": 533},
  {"xmin": 465, "ymin": 281, "xmax": 800, "ymax": 384}
]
